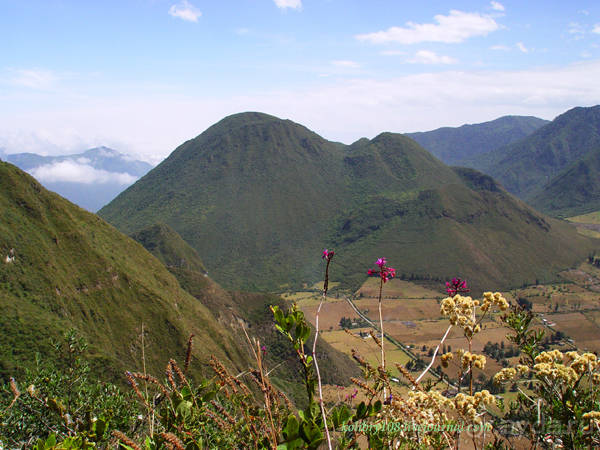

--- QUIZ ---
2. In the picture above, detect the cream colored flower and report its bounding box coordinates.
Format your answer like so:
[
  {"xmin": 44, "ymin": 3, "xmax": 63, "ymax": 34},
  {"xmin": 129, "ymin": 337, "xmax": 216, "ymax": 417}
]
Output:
[{"xmin": 493, "ymin": 368, "xmax": 516, "ymax": 385}]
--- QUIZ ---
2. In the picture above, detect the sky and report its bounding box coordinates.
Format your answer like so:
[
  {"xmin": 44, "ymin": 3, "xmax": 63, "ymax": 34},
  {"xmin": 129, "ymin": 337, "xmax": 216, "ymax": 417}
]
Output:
[{"xmin": 1, "ymin": 0, "xmax": 600, "ymax": 163}]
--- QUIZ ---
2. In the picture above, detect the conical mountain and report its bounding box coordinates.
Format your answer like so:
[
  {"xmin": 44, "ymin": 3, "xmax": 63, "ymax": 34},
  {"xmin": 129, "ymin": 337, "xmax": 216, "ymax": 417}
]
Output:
[
  {"xmin": 465, "ymin": 105, "xmax": 600, "ymax": 200},
  {"xmin": 99, "ymin": 112, "xmax": 599, "ymax": 293},
  {"xmin": 0, "ymin": 160, "xmax": 251, "ymax": 381}
]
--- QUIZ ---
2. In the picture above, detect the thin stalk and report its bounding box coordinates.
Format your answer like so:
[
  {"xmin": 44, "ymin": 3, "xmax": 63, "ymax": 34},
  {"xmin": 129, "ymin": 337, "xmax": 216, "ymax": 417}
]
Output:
[
  {"xmin": 313, "ymin": 256, "xmax": 333, "ymax": 450},
  {"xmin": 378, "ymin": 276, "xmax": 387, "ymax": 399},
  {"xmin": 415, "ymin": 324, "xmax": 452, "ymax": 385}
]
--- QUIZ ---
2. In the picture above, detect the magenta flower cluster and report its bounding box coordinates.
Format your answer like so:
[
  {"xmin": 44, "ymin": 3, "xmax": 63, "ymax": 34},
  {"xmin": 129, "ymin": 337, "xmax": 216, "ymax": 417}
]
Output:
[
  {"xmin": 322, "ymin": 249, "xmax": 334, "ymax": 261},
  {"xmin": 446, "ymin": 277, "xmax": 470, "ymax": 296},
  {"xmin": 367, "ymin": 257, "xmax": 396, "ymax": 283}
]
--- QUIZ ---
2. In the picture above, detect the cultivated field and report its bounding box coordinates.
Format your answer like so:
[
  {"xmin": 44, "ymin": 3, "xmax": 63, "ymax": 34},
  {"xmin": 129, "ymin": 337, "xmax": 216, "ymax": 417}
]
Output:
[{"xmin": 293, "ymin": 260, "xmax": 600, "ymax": 384}]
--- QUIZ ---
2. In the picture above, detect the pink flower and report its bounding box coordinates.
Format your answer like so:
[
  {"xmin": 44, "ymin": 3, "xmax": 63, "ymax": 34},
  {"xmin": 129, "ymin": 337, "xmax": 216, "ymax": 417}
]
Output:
[
  {"xmin": 446, "ymin": 278, "xmax": 470, "ymax": 296},
  {"xmin": 368, "ymin": 258, "xmax": 395, "ymax": 283},
  {"xmin": 322, "ymin": 249, "xmax": 334, "ymax": 261}
]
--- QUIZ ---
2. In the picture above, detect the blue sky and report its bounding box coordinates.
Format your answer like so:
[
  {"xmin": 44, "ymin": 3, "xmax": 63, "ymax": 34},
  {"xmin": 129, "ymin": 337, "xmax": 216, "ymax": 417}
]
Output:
[{"xmin": 1, "ymin": 0, "xmax": 600, "ymax": 162}]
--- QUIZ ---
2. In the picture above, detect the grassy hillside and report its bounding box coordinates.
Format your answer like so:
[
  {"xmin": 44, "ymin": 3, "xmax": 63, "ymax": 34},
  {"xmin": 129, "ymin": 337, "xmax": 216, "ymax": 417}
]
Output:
[
  {"xmin": 0, "ymin": 160, "xmax": 253, "ymax": 382},
  {"xmin": 99, "ymin": 112, "xmax": 599, "ymax": 294},
  {"xmin": 130, "ymin": 222, "xmax": 207, "ymax": 273},
  {"xmin": 464, "ymin": 106, "xmax": 600, "ymax": 200},
  {"xmin": 527, "ymin": 146, "xmax": 600, "ymax": 218},
  {"xmin": 128, "ymin": 224, "xmax": 359, "ymax": 404},
  {"xmin": 406, "ymin": 115, "xmax": 548, "ymax": 165}
]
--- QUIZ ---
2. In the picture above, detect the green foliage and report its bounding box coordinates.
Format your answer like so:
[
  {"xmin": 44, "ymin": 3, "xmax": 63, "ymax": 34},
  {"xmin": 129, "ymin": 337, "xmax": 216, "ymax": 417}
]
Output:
[
  {"xmin": 0, "ymin": 330, "xmax": 136, "ymax": 449},
  {"xmin": 494, "ymin": 306, "xmax": 600, "ymax": 448}
]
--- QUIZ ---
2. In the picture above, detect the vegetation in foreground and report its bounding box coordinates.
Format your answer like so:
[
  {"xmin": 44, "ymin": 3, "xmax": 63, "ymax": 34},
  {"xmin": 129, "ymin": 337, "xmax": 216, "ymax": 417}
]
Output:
[{"xmin": 2, "ymin": 252, "xmax": 599, "ymax": 450}]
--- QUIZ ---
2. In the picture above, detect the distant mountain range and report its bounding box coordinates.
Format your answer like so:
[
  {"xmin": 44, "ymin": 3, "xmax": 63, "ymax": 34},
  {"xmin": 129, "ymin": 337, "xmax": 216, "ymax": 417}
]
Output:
[
  {"xmin": 405, "ymin": 115, "xmax": 550, "ymax": 165},
  {"xmin": 98, "ymin": 112, "xmax": 599, "ymax": 294},
  {"xmin": 459, "ymin": 106, "xmax": 600, "ymax": 218},
  {"xmin": 2, "ymin": 147, "xmax": 153, "ymax": 212}
]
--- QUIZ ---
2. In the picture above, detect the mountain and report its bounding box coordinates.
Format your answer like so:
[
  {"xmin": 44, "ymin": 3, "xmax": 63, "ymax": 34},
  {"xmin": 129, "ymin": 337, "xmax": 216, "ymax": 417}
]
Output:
[
  {"xmin": 98, "ymin": 112, "xmax": 599, "ymax": 294},
  {"xmin": 405, "ymin": 116, "xmax": 549, "ymax": 165},
  {"xmin": 527, "ymin": 146, "xmax": 600, "ymax": 218},
  {"xmin": 0, "ymin": 159, "xmax": 257, "ymax": 383},
  {"xmin": 463, "ymin": 106, "xmax": 600, "ymax": 202},
  {"xmin": 4, "ymin": 147, "xmax": 153, "ymax": 212}
]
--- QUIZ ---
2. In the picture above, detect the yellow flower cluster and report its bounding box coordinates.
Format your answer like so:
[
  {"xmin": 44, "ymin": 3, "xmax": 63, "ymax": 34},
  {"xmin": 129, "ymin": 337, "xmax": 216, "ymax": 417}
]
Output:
[
  {"xmin": 583, "ymin": 411, "xmax": 600, "ymax": 421},
  {"xmin": 535, "ymin": 349, "xmax": 564, "ymax": 364},
  {"xmin": 531, "ymin": 350, "xmax": 599, "ymax": 388},
  {"xmin": 440, "ymin": 292, "xmax": 507, "ymax": 337},
  {"xmin": 440, "ymin": 295, "xmax": 479, "ymax": 336},
  {"xmin": 407, "ymin": 390, "xmax": 454, "ymax": 412},
  {"xmin": 480, "ymin": 292, "xmax": 509, "ymax": 313},
  {"xmin": 534, "ymin": 362, "xmax": 578, "ymax": 387},
  {"xmin": 582, "ymin": 411, "xmax": 600, "ymax": 434},
  {"xmin": 493, "ymin": 368, "xmax": 516, "ymax": 385},
  {"xmin": 454, "ymin": 390, "xmax": 494, "ymax": 424},
  {"xmin": 566, "ymin": 351, "xmax": 598, "ymax": 375},
  {"xmin": 461, "ymin": 352, "xmax": 486, "ymax": 370},
  {"xmin": 517, "ymin": 365, "xmax": 529, "ymax": 375},
  {"xmin": 441, "ymin": 352, "xmax": 453, "ymax": 368}
]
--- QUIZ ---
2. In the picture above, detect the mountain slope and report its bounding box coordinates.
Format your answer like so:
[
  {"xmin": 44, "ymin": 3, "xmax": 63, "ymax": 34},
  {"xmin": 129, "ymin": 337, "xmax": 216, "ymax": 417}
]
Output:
[
  {"xmin": 130, "ymin": 223, "xmax": 207, "ymax": 273},
  {"xmin": 99, "ymin": 112, "xmax": 599, "ymax": 294},
  {"xmin": 128, "ymin": 222, "xmax": 360, "ymax": 403},
  {"xmin": 464, "ymin": 106, "xmax": 600, "ymax": 200},
  {"xmin": 405, "ymin": 116, "xmax": 548, "ymax": 165},
  {"xmin": 5, "ymin": 147, "xmax": 153, "ymax": 212},
  {"xmin": 0, "ymin": 160, "xmax": 251, "ymax": 382},
  {"xmin": 100, "ymin": 112, "xmax": 351, "ymax": 291},
  {"xmin": 527, "ymin": 146, "xmax": 600, "ymax": 218}
]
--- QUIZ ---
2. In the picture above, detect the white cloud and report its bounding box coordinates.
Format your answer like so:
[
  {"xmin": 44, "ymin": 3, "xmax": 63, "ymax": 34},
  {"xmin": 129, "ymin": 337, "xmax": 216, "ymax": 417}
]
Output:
[
  {"xmin": 380, "ymin": 50, "xmax": 406, "ymax": 56},
  {"xmin": 490, "ymin": 44, "xmax": 510, "ymax": 50},
  {"xmin": 356, "ymin": 10, "xmax": 501, "ymax": 44},
  {"xmin": 331, "ymin": 60, "xmax": 362, "ymax": 68},
  {"xmin": 568, "ymin": 22, "xmax": 585, "ymax": 34},
  {"xmin": 490, "ymin": 2, "xmax": 505, "ymax": 12},
  {"xmin": 9, "ymin": 68, "xmax": 59, "ymax": 90},
  {"xmin": 592, "ymin": 24, "xmax": 600, "ymax": 34},
  {"xmin": 0, "ymin": 130, "xmax": 63, "ymax": 155},
  {"xmin": 274, "ymin": 0, "xmax": 302, "ymax": 10},
  {"xmin": 407, "ymin": 50, "xmax": 458, "ymax": 65},
  {"xmin": 28, "ymin": 160, "xmax": 138, "ymax": 185},
  {"xmin": 168, "ymin": 1, "xmax": 202, "ymax": 22},
  {"xmin": 3, "ymin": 59, "xmax": 600, "ymax": 158},
  {"xmin": 516, "ymin": 42, "xmax": 529, "ymax": 52}
]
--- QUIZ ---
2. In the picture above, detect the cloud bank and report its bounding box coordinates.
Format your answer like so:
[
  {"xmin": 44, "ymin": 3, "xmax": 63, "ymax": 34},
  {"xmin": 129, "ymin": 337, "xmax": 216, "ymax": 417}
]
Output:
[
  {"xmin": 356, "ymin": 10, "xmax": 501, "ymax": 44},
  {"xmin": 29, "ymin": 160, "xmax": 138, "ymax": 185}
]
